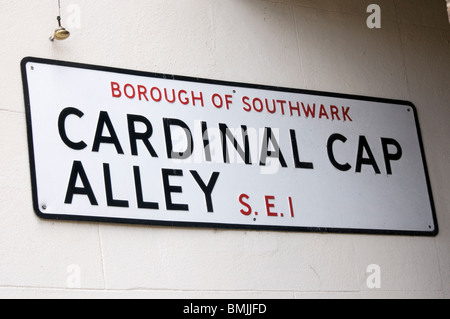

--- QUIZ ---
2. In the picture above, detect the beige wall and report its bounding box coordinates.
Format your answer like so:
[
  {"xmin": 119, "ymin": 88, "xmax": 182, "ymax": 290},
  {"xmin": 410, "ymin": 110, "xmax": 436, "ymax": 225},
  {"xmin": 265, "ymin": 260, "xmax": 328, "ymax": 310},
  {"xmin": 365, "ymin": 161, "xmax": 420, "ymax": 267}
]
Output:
[{"xmin": 0, "ymin": 0, "xmax": 449, "ymax": 298}]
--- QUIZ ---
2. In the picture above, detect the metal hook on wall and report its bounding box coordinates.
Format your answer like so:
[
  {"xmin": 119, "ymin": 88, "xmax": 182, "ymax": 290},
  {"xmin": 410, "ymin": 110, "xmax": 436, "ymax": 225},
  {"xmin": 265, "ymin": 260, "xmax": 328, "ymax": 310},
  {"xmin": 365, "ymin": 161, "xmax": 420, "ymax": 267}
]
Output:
[{"xmin": 50, "ymin": 0, "xmax": 70, "ymax": 41}]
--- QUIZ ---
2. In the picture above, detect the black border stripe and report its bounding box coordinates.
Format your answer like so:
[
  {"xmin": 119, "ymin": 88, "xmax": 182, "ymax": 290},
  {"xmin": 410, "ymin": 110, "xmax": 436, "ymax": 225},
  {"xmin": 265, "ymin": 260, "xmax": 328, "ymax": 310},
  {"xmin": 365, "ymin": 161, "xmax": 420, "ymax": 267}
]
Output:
[{"xmin": 20, "ymin": 56, "xmax": 438, "ymax": 236}]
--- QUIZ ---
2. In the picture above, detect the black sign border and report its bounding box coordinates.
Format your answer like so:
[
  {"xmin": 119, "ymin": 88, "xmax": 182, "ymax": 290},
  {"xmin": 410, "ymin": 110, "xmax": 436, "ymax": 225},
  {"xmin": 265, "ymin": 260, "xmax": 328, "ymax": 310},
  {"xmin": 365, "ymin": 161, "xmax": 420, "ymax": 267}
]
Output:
[{"xmin": 21, "ymin": 56, "xmax": 438, "ymax": 236}]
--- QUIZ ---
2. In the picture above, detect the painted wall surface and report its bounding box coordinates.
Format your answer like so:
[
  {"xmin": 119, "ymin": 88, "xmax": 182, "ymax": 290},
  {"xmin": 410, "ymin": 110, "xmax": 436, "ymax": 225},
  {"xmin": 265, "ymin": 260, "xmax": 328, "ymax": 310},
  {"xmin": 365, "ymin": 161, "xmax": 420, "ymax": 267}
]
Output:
[{"xmin": 0, "ymin": 0, "xmax": 449, "ymax": 298}]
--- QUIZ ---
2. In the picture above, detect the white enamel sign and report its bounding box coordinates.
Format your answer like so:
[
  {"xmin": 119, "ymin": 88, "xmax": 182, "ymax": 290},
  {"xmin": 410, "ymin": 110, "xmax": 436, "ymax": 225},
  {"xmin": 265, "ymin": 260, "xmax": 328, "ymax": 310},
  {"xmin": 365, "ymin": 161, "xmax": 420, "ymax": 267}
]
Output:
[{"xmin": 21, "ymin": 57, "xmax": 437, "ymax": 235}]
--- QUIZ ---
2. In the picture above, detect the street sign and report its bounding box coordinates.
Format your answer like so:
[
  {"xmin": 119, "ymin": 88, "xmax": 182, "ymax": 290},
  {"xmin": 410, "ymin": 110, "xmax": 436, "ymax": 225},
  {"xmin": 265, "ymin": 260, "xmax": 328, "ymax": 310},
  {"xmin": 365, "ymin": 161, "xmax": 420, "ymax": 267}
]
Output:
[{"xmin": 21, "ymin": 57, "xmax": 437, "ymax": 235}]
